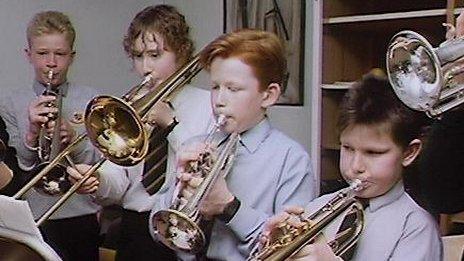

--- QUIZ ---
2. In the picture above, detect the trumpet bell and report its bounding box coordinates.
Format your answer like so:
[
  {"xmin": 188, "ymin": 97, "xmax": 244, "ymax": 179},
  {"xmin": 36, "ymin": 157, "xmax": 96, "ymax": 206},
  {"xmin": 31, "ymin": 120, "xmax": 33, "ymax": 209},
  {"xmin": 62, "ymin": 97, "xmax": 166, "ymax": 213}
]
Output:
[
  {"xmin": 152, "ymin": 209, "xmax": 205, "ymax": 253},
  {"xmin": 85, "ymin": 95, "xmax": 148, "ymax": 166},
  {"xmin": 386, "ymin": 30, "xmax": 443, "ymax": 112}
]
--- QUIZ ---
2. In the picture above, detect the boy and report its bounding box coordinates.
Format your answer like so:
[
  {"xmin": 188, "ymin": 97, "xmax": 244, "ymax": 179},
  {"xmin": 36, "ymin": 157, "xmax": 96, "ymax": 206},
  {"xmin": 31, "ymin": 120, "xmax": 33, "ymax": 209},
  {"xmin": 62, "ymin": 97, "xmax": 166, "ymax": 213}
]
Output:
[
  {"xmin": 149, "ymin": 29, "xmax": 317, "ymax": 260},
  {"xmin": 0, "ymin": 11, "xmax": 101, "ymax": 260},
  {"xmin": 67, "ymin": 5, "xmax": 213, "ymax": 261},
  {"xmin": 260, "ymin": 74, "xmax": 442, "ymax": 261}
]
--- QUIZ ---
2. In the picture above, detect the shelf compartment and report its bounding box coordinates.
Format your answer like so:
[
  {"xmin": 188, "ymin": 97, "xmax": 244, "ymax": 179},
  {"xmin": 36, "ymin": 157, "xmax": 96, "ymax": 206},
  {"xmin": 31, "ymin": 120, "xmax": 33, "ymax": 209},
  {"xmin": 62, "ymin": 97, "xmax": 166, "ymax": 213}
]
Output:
[{"xmin": 324, "ymin": 0, "xmax": 464, "ymax": 18}]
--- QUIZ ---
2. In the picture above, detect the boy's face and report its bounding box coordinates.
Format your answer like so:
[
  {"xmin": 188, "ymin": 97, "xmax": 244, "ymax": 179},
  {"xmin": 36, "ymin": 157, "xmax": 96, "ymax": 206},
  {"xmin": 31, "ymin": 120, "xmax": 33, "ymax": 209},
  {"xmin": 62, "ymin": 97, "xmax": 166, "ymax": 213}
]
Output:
[
  {"xmin": 209, "ymin": 57, "xmax": 277, "ymax": 133},
  {"xmin": 132, "ymin": 32, "xmax": 178, "ymax": 90},
  {"xmin": 339, "ymin": 123, "xmax": 420, "ymax": 199},
  {"xmin": 26, "ymin": 33, "xmax": 74, "ymax": 87}
]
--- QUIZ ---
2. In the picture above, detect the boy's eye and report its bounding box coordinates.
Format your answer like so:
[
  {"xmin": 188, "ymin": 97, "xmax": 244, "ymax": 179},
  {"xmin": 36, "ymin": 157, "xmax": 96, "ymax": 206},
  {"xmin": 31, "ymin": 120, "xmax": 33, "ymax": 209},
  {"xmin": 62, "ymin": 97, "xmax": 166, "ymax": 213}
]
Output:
[
  {"xmin": 341, "ymin": 144, "xmax": 353, "ymax": 152},
  {"xmin": 37, "ymin": 51, "xmax": 48, "ymax": 55},
  {"xmin": 366, "ymin": 150, "xmax": 386, "ymax": 155},
  {"xmin": 211, "ymin": 85, "xmax": 219, "ymax": 90},
  {"xmin": 150, "ymin": 53, "xmax": 160, "ymax": 58},
  {"xmin": 228, "ymin": 86, "xmax": 239, "ymax": 92}
]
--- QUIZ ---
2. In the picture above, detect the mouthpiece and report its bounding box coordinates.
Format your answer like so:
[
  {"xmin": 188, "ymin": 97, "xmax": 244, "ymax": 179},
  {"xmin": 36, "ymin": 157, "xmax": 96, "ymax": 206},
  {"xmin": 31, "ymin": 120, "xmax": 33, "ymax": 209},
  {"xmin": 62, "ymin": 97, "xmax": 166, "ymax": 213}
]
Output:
[
  {"xmin": 216, "ymin": 114, "xmax": 226, "ymax": 127},
  {"xmin": 47, "ymin": 70, "xmax": 53, "ymax": 81},
  {"xmin": 141, "ymin": 74, "xmax": 153, "ymax": 86},
  {"xmin": 349, "ymin": 179, "xmax": 363, "ymax": 192}
]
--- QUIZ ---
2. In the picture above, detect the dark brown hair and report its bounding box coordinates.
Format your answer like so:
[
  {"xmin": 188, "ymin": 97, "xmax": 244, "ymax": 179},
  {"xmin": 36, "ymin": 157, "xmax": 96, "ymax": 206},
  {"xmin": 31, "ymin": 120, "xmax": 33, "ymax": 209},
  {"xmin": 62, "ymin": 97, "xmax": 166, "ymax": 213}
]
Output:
[
  {"xmin": 123, "ymin": 5, "xmax": 193, "ymax": 65},
  {"xmin": 339, "ymin": 73, "xmax": 429, "ymax": 148}
]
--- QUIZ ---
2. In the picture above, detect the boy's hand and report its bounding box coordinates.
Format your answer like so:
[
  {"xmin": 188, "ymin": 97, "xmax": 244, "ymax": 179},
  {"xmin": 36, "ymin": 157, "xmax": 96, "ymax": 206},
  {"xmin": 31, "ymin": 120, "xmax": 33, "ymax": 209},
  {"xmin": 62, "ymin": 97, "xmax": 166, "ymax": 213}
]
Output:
[
  {"xmin": 146, "ymin": 101, "xmax": 175, "ymax": 128},
  {"xmin": 26, "ymin": 95, "xmax": 58, "ymax": 146},
  {"xmin": 260, "ymin": 206, "xmax": 305, "ymax": 246},
  {"xmin": 199, "ymin": 174, "xmax": 234, "ymax": 219},
  {"xmin": 67, "ymin": 164, "xmax": 99, "ymax": 194},
  {"xmin": 290, "ymin": 242, "xmax": 340, "ymax": 261},
  {"xmin": 175, "ymin": 142, "xmax": 234, "ymax": 219}
]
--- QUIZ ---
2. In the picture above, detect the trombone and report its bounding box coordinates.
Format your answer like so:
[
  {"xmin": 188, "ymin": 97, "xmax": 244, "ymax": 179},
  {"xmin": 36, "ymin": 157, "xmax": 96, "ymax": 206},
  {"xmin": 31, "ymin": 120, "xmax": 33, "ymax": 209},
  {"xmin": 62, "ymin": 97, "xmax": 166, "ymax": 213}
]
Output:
[
  {"xmin": 249, "ymin": 180, "xmax": 364, "ymax": 261},
  {"xmin": 13, "ymin": 53, "xmax": 203, "ymax": 226}
]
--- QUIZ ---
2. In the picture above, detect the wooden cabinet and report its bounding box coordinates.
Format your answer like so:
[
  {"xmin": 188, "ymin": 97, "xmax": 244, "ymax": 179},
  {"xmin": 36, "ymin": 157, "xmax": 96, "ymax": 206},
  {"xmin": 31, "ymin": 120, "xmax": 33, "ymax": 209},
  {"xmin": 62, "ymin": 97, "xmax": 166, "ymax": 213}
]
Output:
[{"xmin": 318, "ymin": 1, "xmax": 464, "ymax": 189}]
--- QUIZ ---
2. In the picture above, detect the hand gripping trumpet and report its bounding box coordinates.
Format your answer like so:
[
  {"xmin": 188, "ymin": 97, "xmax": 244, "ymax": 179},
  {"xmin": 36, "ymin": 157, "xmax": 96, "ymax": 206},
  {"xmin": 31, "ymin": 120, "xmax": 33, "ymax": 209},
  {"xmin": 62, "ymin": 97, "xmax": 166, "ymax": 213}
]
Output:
[
  {"xmin": 13, "ymin": 54, "xmax": 203, "ymax": 226},
  {"xmin": 152, "ymin": 115, "xmax": 240, "ymax": 254},
  {"xmin": 249, "ymin": 180, "xmax": 364, "ymax": 261},
  {"xmin": 33, "ymin": 69, "xmax": 73, "ymax": 196}
]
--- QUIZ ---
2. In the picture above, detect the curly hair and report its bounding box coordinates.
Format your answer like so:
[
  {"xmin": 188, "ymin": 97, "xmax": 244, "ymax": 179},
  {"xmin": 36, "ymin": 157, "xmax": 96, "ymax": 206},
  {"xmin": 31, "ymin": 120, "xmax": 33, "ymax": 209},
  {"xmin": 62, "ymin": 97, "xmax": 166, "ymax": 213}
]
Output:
[
  {"xmin": 123, "ymin": 5, "xmax": 194, "ymax": 65},
  {"xmin": 27, "ymin": 11, "xmax": 75, "ymax": 48}
]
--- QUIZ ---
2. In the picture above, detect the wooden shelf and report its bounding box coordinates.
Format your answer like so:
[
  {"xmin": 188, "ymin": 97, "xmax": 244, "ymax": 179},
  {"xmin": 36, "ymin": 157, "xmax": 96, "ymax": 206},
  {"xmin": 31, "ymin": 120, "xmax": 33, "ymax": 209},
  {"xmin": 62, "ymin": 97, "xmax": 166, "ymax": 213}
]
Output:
[
  {"xmin": 324, "ymin": 8, "xmax": 464, "ymax": 24},
  {"xmin": 318, "ymin": 0, "xmax": 457, "ymax": 184},
  {"xmin": 323, "ymin": 0, "xmax": 464, "ymax": 18},
  {"xmin": 321, "ymin": 82, "xmax": 354, "ymax": 90}
]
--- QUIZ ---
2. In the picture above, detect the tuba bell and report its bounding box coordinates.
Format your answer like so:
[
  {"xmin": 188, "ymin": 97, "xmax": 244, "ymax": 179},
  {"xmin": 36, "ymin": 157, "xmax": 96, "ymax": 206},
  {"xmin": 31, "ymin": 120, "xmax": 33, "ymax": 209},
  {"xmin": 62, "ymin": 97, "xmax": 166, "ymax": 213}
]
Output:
[
  {"xmin": 152, "ymin": 116, "xmax": 240, "ymax": 254},
  {"xmin": 249, "ymin": 180, "xmax": 364, "ymax": 261},
  {"xmin": 386, "ymin": 30, "xmax": 464, "ymax": 117}
]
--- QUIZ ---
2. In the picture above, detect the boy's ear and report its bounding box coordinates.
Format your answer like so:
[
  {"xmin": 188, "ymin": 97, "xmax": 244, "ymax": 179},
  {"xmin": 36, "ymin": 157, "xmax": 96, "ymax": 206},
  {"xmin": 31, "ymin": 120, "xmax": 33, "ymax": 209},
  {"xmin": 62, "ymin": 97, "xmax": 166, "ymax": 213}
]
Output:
[
  {"xmin": 24, "ymin": 48, "xmax": 32, "ymax": 62},
  {"xmin": 261, "ymin": 83, "xmax": 281, "ymax": 109},
  {"xmin": 402, "ymin": 139, "xmax": 422, "ymax": 167}
]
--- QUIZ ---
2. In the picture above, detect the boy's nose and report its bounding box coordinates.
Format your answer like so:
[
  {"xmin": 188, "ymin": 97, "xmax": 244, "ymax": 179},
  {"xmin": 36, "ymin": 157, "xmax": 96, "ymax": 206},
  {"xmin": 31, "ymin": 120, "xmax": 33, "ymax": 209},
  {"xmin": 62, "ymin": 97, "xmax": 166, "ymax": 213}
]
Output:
[
  {"xmin": 350, "ymin": 153, "xmax": 366, "ymax": 174},
  {"xmin": 46, "ymin": 54, "xmax": 57, "ymax": 67},
  {"xmin": 141, "ymin": 57, "xmax": 153, "ymax": 75},
  {"xmin": 214, "ymin": 89, "xmax": 226, "ymax": 108}
]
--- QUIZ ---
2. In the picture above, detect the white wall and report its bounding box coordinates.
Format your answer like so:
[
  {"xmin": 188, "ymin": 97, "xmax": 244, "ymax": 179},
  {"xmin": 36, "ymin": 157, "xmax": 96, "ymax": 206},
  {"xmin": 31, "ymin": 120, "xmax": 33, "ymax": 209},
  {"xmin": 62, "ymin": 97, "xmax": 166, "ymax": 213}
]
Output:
[{"xmin": 0, "ymin": 0, "xmax": 318, "ymax": 180}]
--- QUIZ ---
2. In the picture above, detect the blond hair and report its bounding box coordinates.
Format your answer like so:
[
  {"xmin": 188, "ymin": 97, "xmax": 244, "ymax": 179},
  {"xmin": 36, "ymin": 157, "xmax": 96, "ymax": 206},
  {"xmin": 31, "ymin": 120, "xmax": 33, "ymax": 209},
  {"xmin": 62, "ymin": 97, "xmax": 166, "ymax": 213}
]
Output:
[{"xmin": 27, "ymin": 11, "xmax": 75, "ymax": 48}]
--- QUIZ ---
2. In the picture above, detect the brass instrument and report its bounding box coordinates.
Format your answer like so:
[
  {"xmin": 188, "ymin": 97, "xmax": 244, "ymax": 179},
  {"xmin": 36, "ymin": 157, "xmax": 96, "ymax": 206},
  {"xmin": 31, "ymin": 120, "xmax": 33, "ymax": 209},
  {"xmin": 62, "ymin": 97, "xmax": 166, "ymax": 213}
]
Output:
[
  {"xmin": 387, "ymin": 30, "xmax": 464, "ymax": 117},
  {"xmin": 152, "ymin": 116, "xmax": 239, "ymax": 254},
  {"xmin": 33, "ymin": 69, "xmax": 71, "ymax": 196},
  {"xmin": 13, "ymin": 54, "xmax": 203, "ymax": 226},
  {"xmin": 250, "ymin": 180, "xmax": 364, "ymax": 261},
  {"xmin": 85, "ymin": 54, "xmax": 202, "ymax": 166}
]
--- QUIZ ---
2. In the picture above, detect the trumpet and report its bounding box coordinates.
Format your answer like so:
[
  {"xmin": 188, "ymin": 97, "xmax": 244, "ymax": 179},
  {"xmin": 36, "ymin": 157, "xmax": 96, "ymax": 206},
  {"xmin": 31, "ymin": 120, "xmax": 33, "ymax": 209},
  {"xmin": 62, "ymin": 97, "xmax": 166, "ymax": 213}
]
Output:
[
  {"xmin": 387, "ymin": 30, "xmax": 464, "ymax": 117},
  {"xmin": 249, "ymin": 180, "xmax": 364, "ymax": 261},
  {"xmin": 152, "ymin": 116, "xmax": 240, "ymax": 254},
  {"xmin": 32, "ymin": 69, "xmax": 72, "ymax": 196},
  {"xmin": 13, "ymin": 53, "xmax": 203, "ymax": 226}
]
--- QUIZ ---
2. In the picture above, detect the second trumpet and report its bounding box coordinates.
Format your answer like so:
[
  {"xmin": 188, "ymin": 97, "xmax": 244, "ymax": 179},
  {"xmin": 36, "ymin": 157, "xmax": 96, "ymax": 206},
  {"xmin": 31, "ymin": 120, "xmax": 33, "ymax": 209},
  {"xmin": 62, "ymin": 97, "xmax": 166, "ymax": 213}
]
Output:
[{"xmin": 152, "ymin": 119, "xmax": 239, "ymax": 254}]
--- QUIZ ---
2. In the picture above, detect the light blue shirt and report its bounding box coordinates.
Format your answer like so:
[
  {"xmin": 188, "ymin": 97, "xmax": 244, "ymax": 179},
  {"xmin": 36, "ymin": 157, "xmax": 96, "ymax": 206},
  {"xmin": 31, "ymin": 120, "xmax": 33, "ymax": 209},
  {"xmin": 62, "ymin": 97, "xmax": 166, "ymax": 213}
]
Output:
[
  {"xmin": 0, "ymin": 80, "xmax": 101, "ymax": 219},
  {"xmin": 304, "ymin": 181, "xmax": 442, "ymax": 261},
  {"xmin": 150, "ymin": 118, "xmax": 317, "ymax": 260}
]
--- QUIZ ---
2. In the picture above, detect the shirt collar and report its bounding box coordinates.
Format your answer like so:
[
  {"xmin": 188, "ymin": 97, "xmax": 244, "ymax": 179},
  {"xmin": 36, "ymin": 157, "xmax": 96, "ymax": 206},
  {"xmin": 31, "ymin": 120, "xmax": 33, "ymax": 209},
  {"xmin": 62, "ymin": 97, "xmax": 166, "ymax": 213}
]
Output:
[
  {"xmin": 238, "ymin": 118, "xmax": 272, "ymax": 154},
  {"xmin": 32, "ymin": 80, "xmax": 69, "ymax": 97},
  {"xmin": 367, "ymin": 180, "xmax": 404, "ymax": 212}
]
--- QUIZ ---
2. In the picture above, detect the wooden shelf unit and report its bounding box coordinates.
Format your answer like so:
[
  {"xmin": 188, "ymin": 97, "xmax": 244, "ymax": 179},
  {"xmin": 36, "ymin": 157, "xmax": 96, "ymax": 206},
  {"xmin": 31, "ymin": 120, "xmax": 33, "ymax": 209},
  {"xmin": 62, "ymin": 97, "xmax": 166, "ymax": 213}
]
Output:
[{"xmin": 319, "ymin": 0, "xmax": 463, "ymax": 182}]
